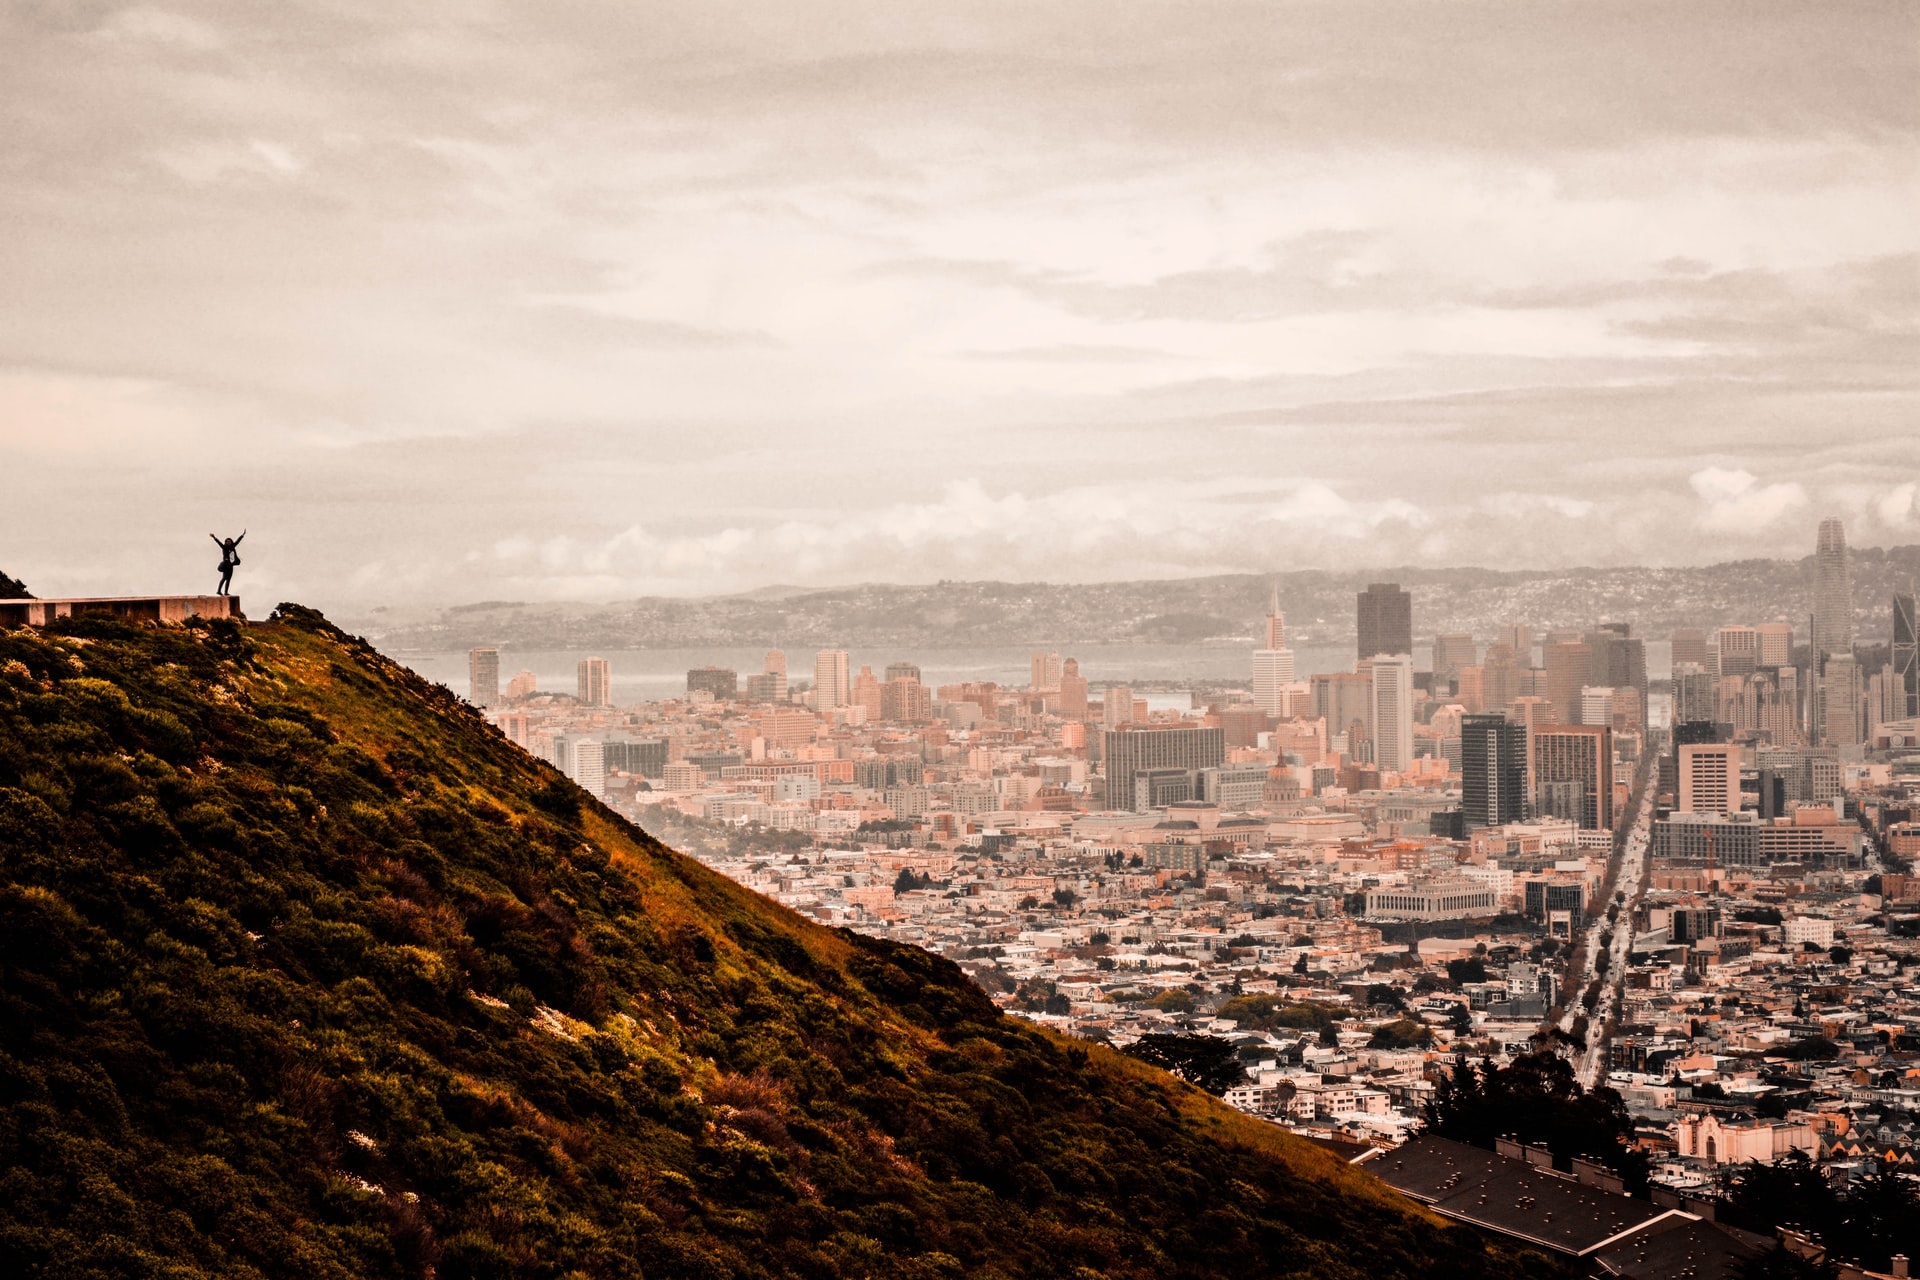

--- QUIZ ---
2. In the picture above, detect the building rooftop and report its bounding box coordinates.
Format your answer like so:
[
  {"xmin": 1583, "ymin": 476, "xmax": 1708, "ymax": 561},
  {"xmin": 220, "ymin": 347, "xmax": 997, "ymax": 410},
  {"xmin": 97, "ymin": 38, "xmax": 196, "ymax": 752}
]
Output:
[
  {"xmin": 1370, "ymin": 1135, "xmax": 1672, "ymax": 1257},
  {"xmin": 0, "ymin": 595, "xmax": 241, "ymax": 627}
]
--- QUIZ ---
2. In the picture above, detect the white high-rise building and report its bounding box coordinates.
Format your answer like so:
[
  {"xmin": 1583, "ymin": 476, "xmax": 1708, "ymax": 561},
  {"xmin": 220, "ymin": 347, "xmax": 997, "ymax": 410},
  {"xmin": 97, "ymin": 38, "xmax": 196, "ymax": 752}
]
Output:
[
  {"xmin": 1252, "ymin": 647, "xmax": 1295, "ymax": 716},
  {"xmin": 813, "ymin": 649, "xmax": 851, "ymax": 709},
  {"xmin": 568, "ymin": 739, "xmax": 607, "ymax": 797},
  {"xmin": 1579, "ymin": 686, "xmax": 1616, "ymax": 728},
  {"xmin": 1369, "ymin": 654, "xmax": 1415, "ymax": 772}
]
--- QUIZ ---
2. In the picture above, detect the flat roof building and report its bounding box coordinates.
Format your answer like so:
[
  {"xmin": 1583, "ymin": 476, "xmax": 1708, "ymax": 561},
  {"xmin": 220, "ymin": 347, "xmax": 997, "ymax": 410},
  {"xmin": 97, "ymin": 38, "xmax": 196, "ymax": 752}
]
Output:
[{"xmin": 0, "ymin": 594, "xmax": 240, "ymax": 628}]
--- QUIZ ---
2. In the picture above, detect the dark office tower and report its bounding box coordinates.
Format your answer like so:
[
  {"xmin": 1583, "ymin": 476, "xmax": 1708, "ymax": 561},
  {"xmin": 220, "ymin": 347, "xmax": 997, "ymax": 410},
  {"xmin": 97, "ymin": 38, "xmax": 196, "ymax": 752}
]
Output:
[
  {"xmin": 1813, "ymin": 517, "xmax": 1854, "ymax": 667},
  {"xmin": 1585, "ymin": 628, "xmax": 1620, "ymax": 692},
  {"xmin": 1673, "ymin": 720, "xmax": 1727, "ymax": 749},
  {"xmin": 884, "ymin": 662, "xmax": 921, "ymax": 684},
  {"xmin": 1621, "ymin": 638, "xmax": 1648, "ymax": 695},
  {"xmin": 1584, "ymin": 623, "xmax": 1646, "ymax": 695},
  {"xmin": 1357, "ymin": 583, "xmax": 1413, "ymax": 659},
  {"xmin": 1461, "ymin": 714, "xmax": 1527, "ymax": 828},
  {"xmin": 1895, "ymin": 593, "xmax": 1919, "ymax": 719}
]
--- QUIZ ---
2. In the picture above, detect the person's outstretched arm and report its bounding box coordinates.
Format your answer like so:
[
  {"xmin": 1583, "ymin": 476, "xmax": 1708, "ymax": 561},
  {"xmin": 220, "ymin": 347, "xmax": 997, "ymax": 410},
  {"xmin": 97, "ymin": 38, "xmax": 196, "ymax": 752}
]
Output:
[
  {"xmin": 235, "ymin": 531, "xmax": 246, "ymax": 544},
  {"xmin": 210, "ymin": 533, "xmax": 221, "ymax": 545}
]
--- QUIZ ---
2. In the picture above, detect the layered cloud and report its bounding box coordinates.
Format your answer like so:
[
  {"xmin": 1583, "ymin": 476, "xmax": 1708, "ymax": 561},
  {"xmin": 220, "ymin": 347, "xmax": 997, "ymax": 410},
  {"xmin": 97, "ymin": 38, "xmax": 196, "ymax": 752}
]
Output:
[{"xmin": 0, "ymin": 2, "xmax": 1915, "ymax": 606}]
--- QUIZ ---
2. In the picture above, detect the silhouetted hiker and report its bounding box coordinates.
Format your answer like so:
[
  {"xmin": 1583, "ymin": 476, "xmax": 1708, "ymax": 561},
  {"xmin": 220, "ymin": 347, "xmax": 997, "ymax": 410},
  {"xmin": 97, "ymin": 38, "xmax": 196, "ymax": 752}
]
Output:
[{"xmin": 210, "ymin": 531, "xmax": 245, "ymax": 596}]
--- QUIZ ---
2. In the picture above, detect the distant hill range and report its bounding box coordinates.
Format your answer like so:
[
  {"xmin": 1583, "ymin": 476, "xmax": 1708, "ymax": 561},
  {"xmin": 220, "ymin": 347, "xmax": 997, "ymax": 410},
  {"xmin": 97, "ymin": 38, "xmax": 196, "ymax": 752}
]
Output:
[{"xmin": 353, "ymin": 545, "xmax": 1920, "ymax": 652}]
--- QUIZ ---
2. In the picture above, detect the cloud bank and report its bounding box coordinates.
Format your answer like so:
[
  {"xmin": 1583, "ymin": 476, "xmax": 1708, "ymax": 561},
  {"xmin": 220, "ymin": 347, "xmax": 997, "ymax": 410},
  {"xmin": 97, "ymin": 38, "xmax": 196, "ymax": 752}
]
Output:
[{"xmin": 0, "ymin": 2, "xmax": 1915, "ymax": 606}]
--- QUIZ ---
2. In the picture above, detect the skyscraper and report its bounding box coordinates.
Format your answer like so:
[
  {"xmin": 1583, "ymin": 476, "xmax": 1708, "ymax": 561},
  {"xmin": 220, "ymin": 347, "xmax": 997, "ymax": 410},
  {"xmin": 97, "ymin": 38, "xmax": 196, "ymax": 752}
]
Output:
[
  {"xmin": 578, "ymin": 656, "xmax": 613, "ymax": 707},
  {"xmin": 1670, "ymin": 628, "xmax": 1709, "ymax": 674},
  {"xmin": 1252, "ymin": 646, "xmax": 1295, "ymax": 716},
  {"xmin": 745, "ymin": 651, "xmax": 789, "ymax": 703},
  {"xmin": 1716, "ymin": 626, "xmax": 1758, "ymax": 678},
  {"xmin": 1894, "ymin": 593, "xmax": 1918, "ymax": 720},
  {"xmin": 1460, "ymin": 713, "xmax": 1527, "ymax": 828},
  {"xmin": 881, "ymin": 667, "xmax": 933, "ymax": 723},
  {"xmin": 1370, "ymin": 653, "xmax": 1415, "ymax": 772},
  {"xmin": 567, "ymin": 739, "xmax": 607, "ymax": 797},
  {"xmin": 1821, "ymin": 654, "xmax": 1864, "ymax": 746},
  {"xmin": 1432, "ymin": 633, "xmax": 1477, "ymax": 688},
  {"xmin": 1813, "ymin": 517, "xmax": 1854, "ymax": 666},
  {"xmin": 1673, "ymin": 663, "xmax": 1717, "ymax": 726},
  {"xmin": 1542, "ymin": 640, "xmax": 1591, "ymax": 727},
  {"xmin": 1059, "ymin": 658, "xmax": 1089, "ymax": 720},
  {"xmin": 1756, "ymin": 623, "xmax": 1793, "ymax": 670},
  {"xmin": 1103, "ymin": 685, "xmax": 1135, "ymax": 730},
  {"xmin": 1480, "ymin": 641, "xmax": 1519, "ymax": 713},
  {"xmin": 1263, "ymin": 580, "xmax": 1286, "ymax": 650},
  {"xmin": 1356, "ymin": 583, "xmax": 1412, "ymax": 660},
  {"xmin": 813, "ymin": 649, "xmax": 850, "ymax": 709},
  {"xmin": 1030, "ymin": 652, "xmax": 1062, "ymax": 691},
  {"xmin": 1678, "ymin": 742, "xmax": 1740, "ymax": 815},
  {"xmin": 852, "ymin": 665, "xmax": 883, "ymax": 720},
  {"xmin": 1310, "ymin": 671, "xmax": 1372, "ymax": 749},
  {"xmin": 1532, "ymin": 725, "xmax": 1614, "ymax": 830},
  {"xmin": 1509, "ymin": 695, "xmax": 1555, "ymax": 803},
  {"xmin": 1584, "ymin": 625, "xmax": 1644, "ymax": 697},
  {"xmin": 468, "ymin": 646, "xmax": 500, "ymax": 706}
]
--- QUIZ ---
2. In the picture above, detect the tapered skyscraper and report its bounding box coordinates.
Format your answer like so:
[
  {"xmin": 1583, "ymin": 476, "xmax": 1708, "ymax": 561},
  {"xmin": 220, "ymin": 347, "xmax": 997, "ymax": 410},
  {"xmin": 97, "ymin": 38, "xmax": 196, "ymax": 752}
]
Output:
[
  {"xmin": 1252, "ymin": 581, "xmax": 1294, "ymax": 716},
  {"xmin": 1812, "ymin": 517, "xmax": 1853, "ymax": 666}
]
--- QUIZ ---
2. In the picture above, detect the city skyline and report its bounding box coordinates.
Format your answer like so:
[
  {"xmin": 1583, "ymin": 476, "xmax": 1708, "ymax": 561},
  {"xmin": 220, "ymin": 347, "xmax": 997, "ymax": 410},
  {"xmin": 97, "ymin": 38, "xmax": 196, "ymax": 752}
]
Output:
[
  {"xmin": 3, "ymin": 3, "xmax": 1916, "ymax": 610},
  {"xmin": 6, "ymin": 5, "xmax": 1918, "ymax": 1266}
]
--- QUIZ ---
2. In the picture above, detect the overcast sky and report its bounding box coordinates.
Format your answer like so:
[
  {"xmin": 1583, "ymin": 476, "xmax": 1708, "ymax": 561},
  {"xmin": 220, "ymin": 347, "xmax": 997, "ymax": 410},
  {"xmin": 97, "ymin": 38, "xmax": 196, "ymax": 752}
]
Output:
[{"xmin": 3, "ymin": 1, "xmax": 1916, "ymax": 610}]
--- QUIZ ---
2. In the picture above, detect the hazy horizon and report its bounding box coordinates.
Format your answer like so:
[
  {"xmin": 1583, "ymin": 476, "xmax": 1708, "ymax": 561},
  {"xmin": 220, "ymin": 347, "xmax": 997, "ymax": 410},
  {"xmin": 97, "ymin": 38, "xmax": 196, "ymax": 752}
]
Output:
[
  {"xmin": 339, "ymin": 537, "xmax": 1920, "ymax": 616},
  {"xmin": 4, "ymin": 3, "xmax": 1915, "ymax": 612}
]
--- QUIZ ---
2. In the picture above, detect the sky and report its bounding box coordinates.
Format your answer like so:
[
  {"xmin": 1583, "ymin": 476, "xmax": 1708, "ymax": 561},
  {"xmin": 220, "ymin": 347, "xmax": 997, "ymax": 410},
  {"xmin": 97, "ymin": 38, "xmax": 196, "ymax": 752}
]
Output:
[{"xmin": 2, "ymin": 1, "xmax": 1916, "ymax": 610}]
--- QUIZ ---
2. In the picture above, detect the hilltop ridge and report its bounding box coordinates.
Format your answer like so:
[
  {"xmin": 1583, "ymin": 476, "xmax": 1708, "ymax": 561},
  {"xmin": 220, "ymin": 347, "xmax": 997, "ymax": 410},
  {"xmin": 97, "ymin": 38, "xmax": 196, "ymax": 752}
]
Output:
[{"xmin": 0, "ymin": 602, "xmax": 1555, "ymax": 1278}]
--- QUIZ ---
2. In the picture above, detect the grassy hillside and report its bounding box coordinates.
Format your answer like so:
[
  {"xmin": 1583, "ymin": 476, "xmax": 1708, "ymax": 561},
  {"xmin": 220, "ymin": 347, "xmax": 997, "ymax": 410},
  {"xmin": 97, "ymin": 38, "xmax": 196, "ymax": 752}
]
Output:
[{"xmin": 0, "ymin": 605, "xmax": 1559, "ymax": 1279}]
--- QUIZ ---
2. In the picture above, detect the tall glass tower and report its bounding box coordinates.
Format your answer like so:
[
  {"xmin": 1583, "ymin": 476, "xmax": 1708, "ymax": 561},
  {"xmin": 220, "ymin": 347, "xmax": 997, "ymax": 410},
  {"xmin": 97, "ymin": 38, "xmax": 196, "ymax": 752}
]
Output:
[{"xmin": 1812, "ymin": 517, "xmax": 1854, "ymax": 666}]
